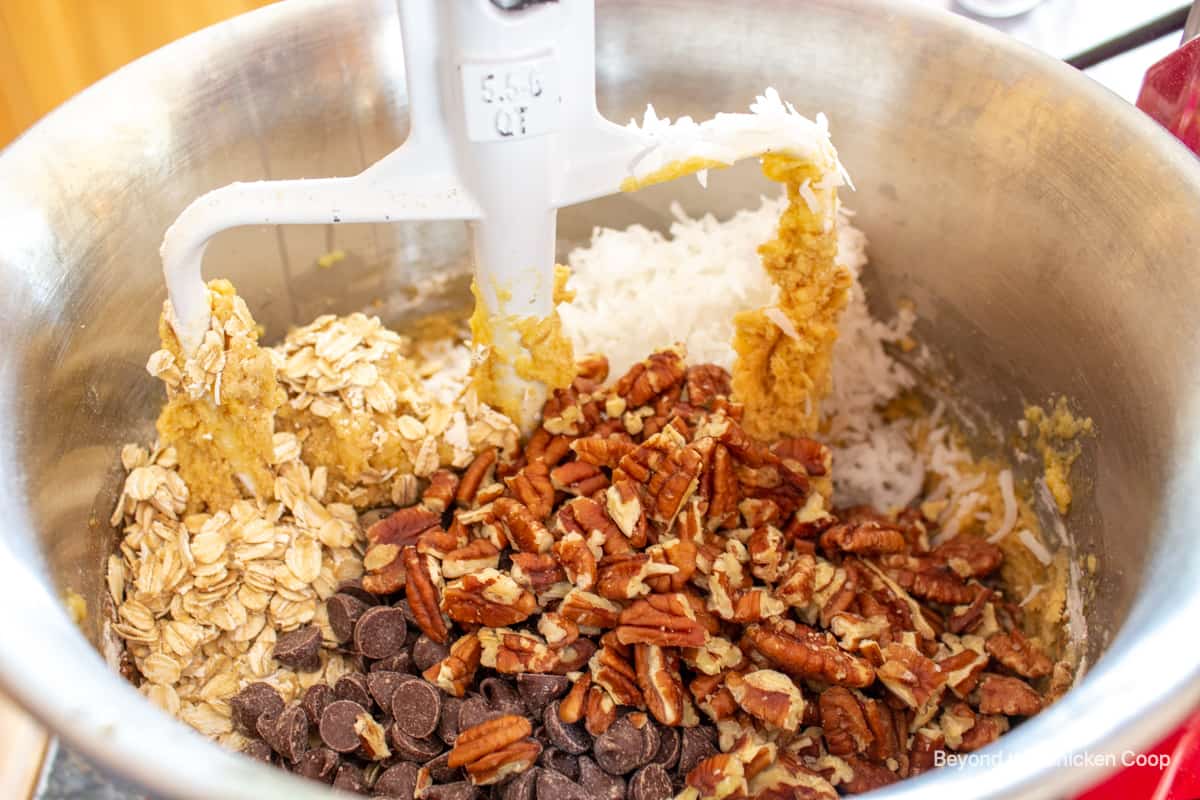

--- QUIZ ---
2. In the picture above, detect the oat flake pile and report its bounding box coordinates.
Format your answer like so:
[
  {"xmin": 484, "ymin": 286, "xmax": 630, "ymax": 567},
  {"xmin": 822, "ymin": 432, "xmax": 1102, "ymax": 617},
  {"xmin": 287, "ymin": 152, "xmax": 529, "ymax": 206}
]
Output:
[{"xmin": 106, "ymin": 146, "xmax": 1074, "ymax": 800}]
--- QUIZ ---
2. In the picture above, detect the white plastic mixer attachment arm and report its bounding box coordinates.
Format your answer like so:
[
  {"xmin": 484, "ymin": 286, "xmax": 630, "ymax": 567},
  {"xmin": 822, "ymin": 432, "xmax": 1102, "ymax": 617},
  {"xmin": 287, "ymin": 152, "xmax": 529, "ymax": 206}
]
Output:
[{"xmin": 161, "ymin": 0, "xmax": 648, "ymax": 432}]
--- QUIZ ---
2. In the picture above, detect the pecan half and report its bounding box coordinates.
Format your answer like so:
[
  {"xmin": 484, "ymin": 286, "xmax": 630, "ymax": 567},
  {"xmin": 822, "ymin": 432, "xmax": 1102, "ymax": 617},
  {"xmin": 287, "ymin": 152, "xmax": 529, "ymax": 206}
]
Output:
[
  {"xmin": 457, "ymin": 448, "xmax": 498, "ymax": 507},
  {"xmin": 985, "ymin": 630, "xmax": 1053, "ymax": 679},
  {"xmin": 571, "ymin": 434, "xmax": 636, "ymax": 469},
  {"xmin": 505, "ymin": 460, "xmax": 554, "ymax": 520},
  {"xmin": 819, "ymin": 521, "xmax": 908, "ymax": 556},
  {"xmin": 977, "ymin": 674, "xmax": 1042, "ymax": 716},
  {"xmin": 726, "ymin": 670, "xmax": 805, "ymax": 732},
  {"xmin": 742, "ymin": 619, "xmax": 874, "ymax": 688},
  {"xmin": 402, "ymin": 546, "xmax": 449, "ymax": 644},
  {"xmin": 877, "ymin": 643, "xmax": 947, "ymax": 721},
  {"xmin": 559, "ymin": 588, "xmax": 622, "ymax": 630},
  {"xmin": 615, "ymin": 348, "xmax": 687, "ymax": 408},
  {"xmin": 932, "ymin": 536, "xmax": 1004, "ymax": 578},
  {"xmin": 597, "ymin": 552, "xmax": 677, "ymax": 600},
  {"xmin": 448, "ymin": 715, "xmax": 536, "ymax": 778},
  {"xmin": 367, "ymin": 506, "xmax": 440, "ymax": 548},
  {"xmin": 616, "ymin": 593, "xmax": 708, "ymax": 648},
  {"xmin": 818, "ymin": 687, "xmax": 873, "ymax": 757},
  {"xmin": 422, "ymin": 469, "xmax": 460, "ymax": 514},
  {"xmin": 509, "ymin": 552, "xmax": 566, "ymax": 595},
  {"xmin": 635, "ymin": 643, "xmax": 685, "ymax": 726},
  {"xmin": 684, "ymin": 752, "xmax": 748, "ymax": 800},
  {"xmin": 440, "ymin": 538, "xmax": 501, "ymax": 579},
  {"xmin": 554, "ymin": 532, "xmax": 598, "ymax": 591},
  {"xmin": 589, "ymin": 643, "xmax": 642, "ymax": 707},
  {"xmin": 479, "ymin": 628, "xmax": 559, "ymax": 674},
  {"xmin": 423, "ymin": 632, "xmax": 481, "ymax": 697},
  {"xmin": 493, "ymin": 497, "xmax": 553, "ymax": 554},
  {"xmin": 551, "ymin": 460, "xmax": 609, "ymax": 497},
  {"xmin": 442, "ymin": 568, "xmax": 537, "ymax": 628}
]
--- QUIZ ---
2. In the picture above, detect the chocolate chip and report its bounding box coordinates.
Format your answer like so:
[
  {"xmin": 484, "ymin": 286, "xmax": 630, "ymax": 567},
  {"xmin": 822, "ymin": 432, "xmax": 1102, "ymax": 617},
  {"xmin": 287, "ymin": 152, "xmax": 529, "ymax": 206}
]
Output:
[
  {"xmin": 320, "ymin": 700, "xmax": 369, "ymax": 753},
  {"xmin": 336, "ymin": 579, "xmax": 380, "ymax": 606},
  {"xmin": 479, "ymin": 677, "xmax": 524, "ymax": 715},
  {"xmin": 423, "ymin": 751, "xmax": 464, "ymax": 784},
  {"xmin": 355, "ymin": 605, "xmax": 408, "ymax": 660},
  {"xmin": 651, "ymin": 727, "xmax": 680, "ymax": 770},
  {"xmin": 423, "ymin": 781, "xmax": 480, "ymax": 800},
  {"xmin": 328, "ymin": 593, "xmax": 371, "ymax": 644},
  {"xmin": 516, "ymin": 674, "xmax": 569, "ymax": 717},
  {"xmin": 368, "ymin": 670, "xmax": 417, "ymax": 709},
  {"xmin": 301, "ymin": 683, "xmax": 334, "ymax": 727},
  {"xmin": 387, "ymin": 722, "xmax": 445, "ymax": 761},
  {"xmin": 371, "ymin": 652, "xmax": 415, "ymax": 674},
  {"xmin": 631, "ymin": 716, "xmax": 660, "ymax": 769},
  {"xmin": 255, "ymin": 711, "xmax": 280, "ymax": 742},
  {"xmin": 594, "ymin": 716, "xmax": 653, "ymax": 775},
  {"xmin": 375, "ymin": 762, "xmax": 419, "ymax": 799},
  {"xmin": 241, "ymin": 739, "xmax": 273, "ymax": 763},
  {"xmin": 535, "ymin": 769, "xmax": 590, "ymax": 800},
  {"xmin": 538, "ymin": 748, "xmax": 579, "ymax": 781},
  {"xmin": 336, "ymin": 673, "xmax": 373, "ymax": 709},
  {"xmin": 499, "ymin": 767, "xmax": 540, "ymax": 800},
  {"xmin": 273, "ymin": 624, "xmax": 323, "ymax": 671},
  {"xmin": 628, "ymin": 764, "xmax": 673, "ymax": 800},
  {"xmin": 333, "ymin": 762, "xmax": 368, "ymax": 794},
  {"xmin": 578, "ymin": 756, "xmax": 625, "ymax": 800},
  {"xmin": 296, "ymin": 747, "xmax": 339, "ymax": 784},
  {"xmin": 677, "ymin": 727, "xmax": 717, "ymax": 779},
  {"xmin": 412, "ymin": 635, "xmax": 450, "ymax": 672},
  {"xmin": 459, "ymin": 694, "xmax": 504, "ymax": 731},
  {"xmin": 392, "ymin": 680, "xmax": 442, "ymax": 739},
  {"xmin": 541, "ymin": 702, "xmax": 591, "ymax": 755},
  {"xmin": 438, "ymin": 696, "xmax": 464, "ymax": 745},
  {"xmin": 266, "ymin": 704, "xmax": 309, "ymax": 763},
  {"xmin": 230, "ymin": 682, "xmax": 284, "ymax": 733}
]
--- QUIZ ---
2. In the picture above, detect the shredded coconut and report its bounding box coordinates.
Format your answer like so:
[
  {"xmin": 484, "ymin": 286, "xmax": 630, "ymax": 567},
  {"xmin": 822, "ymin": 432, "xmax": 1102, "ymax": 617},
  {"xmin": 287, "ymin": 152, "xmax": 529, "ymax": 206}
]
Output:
[
  {"xmin": 1018, "ymin": 529, "xmax": 1053, "ymax": 565},
  {"xmin": 989, "ymin": 469, "xmax": 1019, "ymax": 543}
]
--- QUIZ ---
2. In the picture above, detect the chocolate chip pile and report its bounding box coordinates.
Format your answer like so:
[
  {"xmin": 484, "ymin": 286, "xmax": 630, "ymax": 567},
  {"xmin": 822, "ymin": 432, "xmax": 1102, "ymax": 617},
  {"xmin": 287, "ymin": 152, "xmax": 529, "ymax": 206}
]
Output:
[{"xmin": 231, "ymin": 348, "xmax": 1071, "ymax": 799}]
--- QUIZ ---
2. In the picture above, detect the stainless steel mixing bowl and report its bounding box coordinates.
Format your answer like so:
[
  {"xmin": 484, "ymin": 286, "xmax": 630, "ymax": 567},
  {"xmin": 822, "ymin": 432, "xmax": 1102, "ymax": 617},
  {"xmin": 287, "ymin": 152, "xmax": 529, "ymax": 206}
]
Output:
[{"xmin": 2, "ymin": 1, "xmax": 1199, "ymax": 797}]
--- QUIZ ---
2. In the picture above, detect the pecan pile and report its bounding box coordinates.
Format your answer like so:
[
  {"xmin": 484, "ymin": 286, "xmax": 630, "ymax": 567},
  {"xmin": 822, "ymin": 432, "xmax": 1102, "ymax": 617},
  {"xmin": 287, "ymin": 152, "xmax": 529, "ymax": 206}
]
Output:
[{"xmin": 233, "ymin": 347, "xmax": 1071, "ymax": 799}]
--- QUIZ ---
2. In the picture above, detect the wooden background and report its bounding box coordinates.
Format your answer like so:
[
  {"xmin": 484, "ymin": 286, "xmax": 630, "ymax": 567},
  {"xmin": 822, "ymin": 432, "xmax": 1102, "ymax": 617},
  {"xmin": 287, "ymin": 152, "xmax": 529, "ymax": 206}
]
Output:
[{"xmin": 0, "ymin": 0, "xmax": 274, "ymax": 146}]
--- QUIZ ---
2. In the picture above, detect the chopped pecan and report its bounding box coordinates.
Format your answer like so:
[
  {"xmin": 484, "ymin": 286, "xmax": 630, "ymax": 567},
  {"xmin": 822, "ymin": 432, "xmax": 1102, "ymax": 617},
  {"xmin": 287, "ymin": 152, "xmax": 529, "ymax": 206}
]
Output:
[
  {"xmin": 457, "ymin": 448, "xmax": 497, "ymax": 507},
  {"xmin": 423, "ymin": 632, "xmax": 481, "ymax": 697},
  {"xmin": 909, "ymin": 728, "xmax": 946, "ymax": 776},
  {"xmin": 985, "ymin": 630, "xmax": 1053, "ymax": 679},
  {"xmin": 888, "ymin": 564, "xmax": 976, "ymax": 606},
  {"xmin": 574, "ymin": 686, "xmax": 612, "ymax": 737},
  {"xmin": 367, "ymin": 506, "xmax": 440, "ymax": 547},
  {"xmin": 937, "ymin": 635, "xmax": 989, "ymax": 697},
  {"xmin": 465, "ymin": 738, "xmax": 542, "ymax": 786},
  {"xmin": 828, "ymin": 612, "xmax": 889, "ymax": 657},
  {"xmin": 932, "ymin": 536, "xmax": 1004, "ymax": 578},
  {"xmin": 440, "ymin": 538, "xmax": 501, "ymax": 580},
  {"xmin": 525, "ymin": 427, "xmax": 573, "ymax": 467},
  {"xmin": 684, "ymin": 752, "xmax": 748, "ymax": 800},
  {"xmin": 947, "ymin": 586, "xmax": 993, "ymax": 634},
  {"xmin": 685, "ymin": 364, "xmax": 731, "ymax": 409},
  {"xmin": 448, "ymin": 714, "xmax": 535, "ymax": 777},
  {"xmin": 361, "ymin": 544, "xmax": 406, "ymax": 595},
  {"xmin": 442, "ymin": 568, "xmax": 537, "ymax": 627},
  {"xmin": 589, "ymin": 643, "xmax": 642, "ymax": 707},
  {"xmin": 840, "ymin": 756, "xmax": 899, "ymax": 794},
  {"xmin": 771, "ymin": 437, "xmax": 830, "ymax": 477},
  {"xmin": 705, "ymin": 443, "xmax": 741, "ymax": 530},
  {"xmin": 861, "ymin": 696, "xmax": 902, "ymax": 764},
  {"xmin": 616, "ymin": 593, "xmax": 708, "ymax": 648},
  {"xmin": 596, "ymin": 552, "xmax": 677, "ymax": 600},
  {"xmin": 505, "ymin": 460, "xmax": 555, "ymax": 520},
  {"xmin": 509, "ymin": 552, "xmax": 566, "ymax": 595},
  {"xmin": 605, "ymin": 480, "xmax": 648, "ymax": 547},
  {"xmin": 537, "ymin": 612, "xmax": 579, "ymax": 649},
  {"xmin": 553, "ymin": 532, "xmax": 598, "ymax": 591},
  {"xmin": 819, "ymin": 521, "xmax": 908, "ymax": 556},
  {"xmin": 558, "ymin": 588, "xmax": 622, "ymax": 630},
  {"xmin": 939, "ymin": 702, "xmax": 977, "ymax": 751},
  {"xmin": 682, "ymin": 636, "xmax": 745, "ymax": 676},
  {"xmin": 747, "ymin": 525, "xmax": 786, "ymax": 583},
  {"xmin": 690, "ymin": 673, "xmax": 739, "ymax": 722},
  {"xmin": 354, "ymin": 712, "xmax": 391, "ymax": 760},
  {"xmin": 1045, "ymin": 659, "xmax": 1075, "ymax": 705},
  {"xmin": 478, "ymin": 628, "xmax": 560, "ymax": 674},
  {"xmin": 571, "ymin": 434, "xmax": 637, "ymax": 469},
  {"xmin": 543, "ymin": 385, "xmax": 600, "ymax": 436},
  {"xmin": 742, "ymin": 619, "xmax": 875, "ymax": 688},
  {"xmin": 726, "ymin": 670, "xmax": 806, "ymax": 732},
  {"xmin": 739, "ymin": 498, "xmax": 782, "ymax": 528},
  {"xmin": 422, "ymin": 469, "xmax": 460, "ymax": 514},
  {"xmin": 615, "ymin": 348, "xmax": 687, "ymax": 407},
  {"xmin": 876, "ymin": 643, "xmax": 947, "ymax": 712},
  {"xmin": 977, "ymin": 674, "xmax": 1042, "ymax": 716},
  {"xmin": 635, "ymin": 643, "xmax": 685, "ymax": 726},
  {"xmin": 493, "ymin": 497, "xmax": 554, "ymax": 553},
  {"xmin": 557, "ymin": 673, "xmax": 591, "ymax": 724},
  {"xmin": 746, "ymin": 759, "xmax": 838, "ymax": 800},
  {"xmin": 818, "ymin": 687, "xmax": 873, "ymax": 757},
  {"xmin": 575, "ymin": 353, "xmax": 609, "ymax": 384},
  {"xmin": 403, "ymin": 546, "xmax": 449, "ymax": 644},
  {"xmin": 551, "ymin": 460, "xmax": 610, "ymax": 496},
  {"xmin": 957, "ymin": 713, "xmax": 1009, "ymax": 753},
  {"xmin": 558, "ymin": 496, "xmax": 629, "ymax": 553}
]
